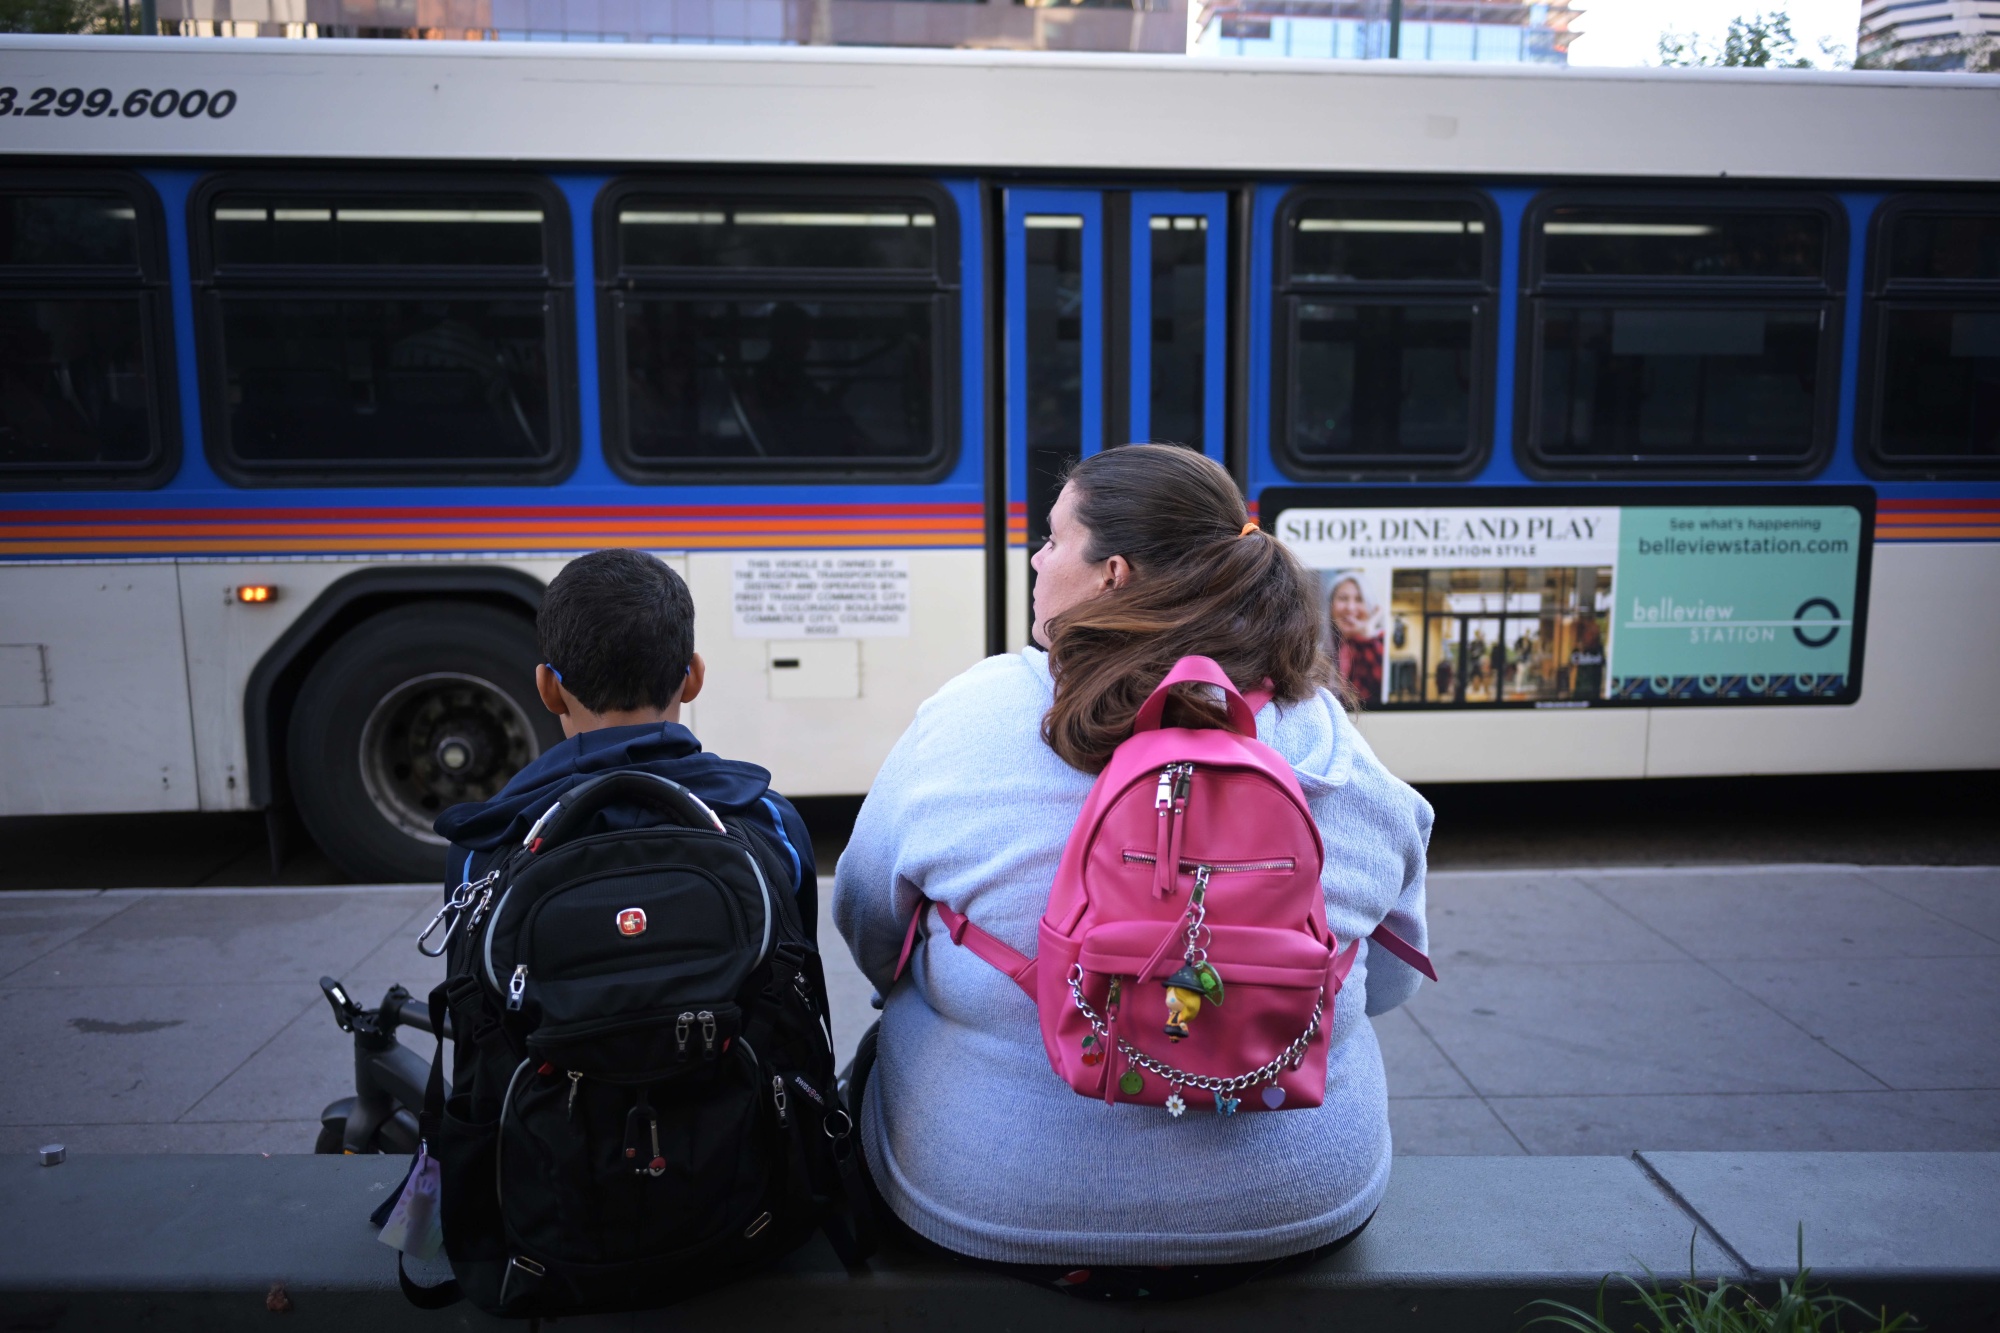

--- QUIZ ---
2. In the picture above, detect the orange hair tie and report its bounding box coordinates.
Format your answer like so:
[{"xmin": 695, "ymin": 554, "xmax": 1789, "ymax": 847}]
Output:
[{"xmin": 1240, "ymin": 522, "xmax": 1261, "ymax": 538}]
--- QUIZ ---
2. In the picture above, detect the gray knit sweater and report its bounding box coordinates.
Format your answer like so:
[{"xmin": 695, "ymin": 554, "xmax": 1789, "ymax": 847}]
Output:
[{"xmin": 832, "ymin": 648, "xmax": 1433, "ymax": 1265}]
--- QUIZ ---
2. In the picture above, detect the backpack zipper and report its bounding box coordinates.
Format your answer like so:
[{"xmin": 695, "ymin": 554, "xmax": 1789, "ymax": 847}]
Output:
[
  {"xmin": 739, "ymin": 844, "xmax": 775, "ymax": 967},
  {"xmin": 1151, "ymin": 762, "xmax": 1193, "ymax": 899},
  {"xmin": 1155, "ymin": 763, "xmax": 1194, "ymax": 899},
  {"xmin": 506, "ymin": 964, "xmax": 528, "ymax": 1012},
  {"xmin": 623, "ymin": 1090, "xmax": 665, "ymax": 1177},
  {"xmin": 735, "ymin": 1037, "xmax": 785, "ymax": 1126},
  {"xmin": 792, "ymin": 970, "xmax": 835, "ymax": 1055},
  {"xmin": 483, "ymin": 826, "xmax": 778, "ymax": 999},
  {"xmin": 1123, "ymin": 852, "xmax": 1299, "ymax": 874},
  {"xmin": 496, "ymin": 1056, "xmax": 532, "ymax": 1209},
  {"xmin": 675, "ymin": 1011, "xmax": 694, "ymax": 1055}
]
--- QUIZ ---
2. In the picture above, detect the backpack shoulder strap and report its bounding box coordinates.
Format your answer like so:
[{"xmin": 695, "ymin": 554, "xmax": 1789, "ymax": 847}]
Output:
[
  {"xmin": 1367, "ymin": 924, "xmax": 1438, "ymax": 981},
  {"xmin": 892, "ymin": 898, "xmax": 1037, "ymax": 997},
  {"xmin": 726, "ymin": 814, "xmax": 797, "ymax": 897}
]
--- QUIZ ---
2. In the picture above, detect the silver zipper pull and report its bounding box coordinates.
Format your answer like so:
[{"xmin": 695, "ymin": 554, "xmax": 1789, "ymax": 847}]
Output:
[
  {"xmin": 698, "ymin": 1010, "xmax": 717, "ymax": 1054},
  {"xmin": 771, "ymin": 1074, "xmax": 789, "ymax": 1127},
  {"xmin": 1156, "ymin": 765, "xmax": 1174, "ymax": 810},
  {"xmin": 506, "ymin": 964, "xmax": 528, "ymax": 1011},
  {"xmin": 676, "ymin": 1012, "xmax": 694, "ymax": 1054},
  {"xmin": 1173, "ymin": 763, "xmax": 1193, "ymax": 807},
  {"xmin": 645, "ymin": 1111, "xmax": 665, "ymax": 1176},
  {"xmin": 566, "ymin": 1071, "xmax": 582, "ymax": 1118},
  {"xmin": 466, "ymin": 881, "xmax": 496, "ymax": 931}
]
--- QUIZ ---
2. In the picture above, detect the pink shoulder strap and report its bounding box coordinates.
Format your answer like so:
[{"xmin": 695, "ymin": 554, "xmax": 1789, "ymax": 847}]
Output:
[
  {"xmin": 895, "ymin": 897, "xmax": 1432, "ymax": 990},
  {"xmin": 893, "ymin": 898, "xmax": 1038, "ymax": 996},
  {"xmin": 1368, "ymin": 924, "xmax": 1438, "ymax": 981}
]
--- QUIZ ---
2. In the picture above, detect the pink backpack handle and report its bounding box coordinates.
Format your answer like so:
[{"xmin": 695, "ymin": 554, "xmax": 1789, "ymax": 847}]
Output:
[{"xmin": 1132, "ymin": 656, "xmax": 1261, "ymax": 737}]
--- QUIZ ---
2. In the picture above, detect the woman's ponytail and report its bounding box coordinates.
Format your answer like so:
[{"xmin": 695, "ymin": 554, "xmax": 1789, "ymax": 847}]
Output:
[{"xmin": 1040, "ymin": 446, "xmax": 1336, "ymax": 774}]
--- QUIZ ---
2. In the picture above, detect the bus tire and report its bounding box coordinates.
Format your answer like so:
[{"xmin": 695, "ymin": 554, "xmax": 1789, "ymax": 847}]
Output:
[{"xmin": 286, "ymin": 602, "xmax": 559, "ymax": 884}]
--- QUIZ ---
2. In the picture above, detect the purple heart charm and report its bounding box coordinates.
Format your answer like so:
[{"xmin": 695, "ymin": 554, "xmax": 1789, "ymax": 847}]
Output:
[{"xmin": 1261, "ymin": 1085, "xmax": 1286, "ymax": 1110}]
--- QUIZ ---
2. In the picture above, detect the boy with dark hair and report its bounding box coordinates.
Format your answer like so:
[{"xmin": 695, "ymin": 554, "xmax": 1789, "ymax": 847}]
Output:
[{"xmin": 434, "ymin": 548, "xmax": 815, "ymax": 919}]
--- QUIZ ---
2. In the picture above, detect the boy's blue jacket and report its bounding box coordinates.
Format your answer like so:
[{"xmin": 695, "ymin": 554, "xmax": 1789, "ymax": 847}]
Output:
[{"xmin": 432, "ymin": 721, "xmax": 817, "ymax": 928}]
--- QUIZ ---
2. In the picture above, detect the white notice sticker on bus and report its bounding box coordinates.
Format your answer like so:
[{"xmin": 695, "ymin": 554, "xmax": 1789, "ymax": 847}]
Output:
[{"xmin": 732, "ymin": 555, "xmax": 911, "ymax": 639}]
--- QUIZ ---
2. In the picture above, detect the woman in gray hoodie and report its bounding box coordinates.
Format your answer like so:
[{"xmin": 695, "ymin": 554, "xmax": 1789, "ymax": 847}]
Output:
[{"xmin": 833, "ymin": 445, "xmax": 1432, "ymax": 1299}]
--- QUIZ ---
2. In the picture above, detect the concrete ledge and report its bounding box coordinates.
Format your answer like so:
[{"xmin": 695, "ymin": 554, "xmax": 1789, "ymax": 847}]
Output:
[{"xmin": 2, "ymin": 1153, "xmax": 1995, "ymax": 1331}]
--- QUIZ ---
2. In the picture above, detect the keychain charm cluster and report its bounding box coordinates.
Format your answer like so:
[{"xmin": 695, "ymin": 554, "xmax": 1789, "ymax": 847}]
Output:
[{"xmin": 1160, "ymin": 866, "xmax": 1225, "ymax": 1041}]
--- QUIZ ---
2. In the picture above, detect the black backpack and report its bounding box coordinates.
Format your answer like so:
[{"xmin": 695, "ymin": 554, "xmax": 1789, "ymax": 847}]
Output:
[{"xmin": 397, "ymin": 770, "xmax": 872, "ymax": 1317}]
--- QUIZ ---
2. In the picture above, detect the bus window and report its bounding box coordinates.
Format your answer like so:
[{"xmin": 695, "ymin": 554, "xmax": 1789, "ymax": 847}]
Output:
[
  {"xmin": 1274, "ymin": 191, "xmax": 1495, "ymax": 474},
  {"xmin": 1025, "ymin": 213, "xmax": 1085, "ymax": 542},
  {"xmin": 1864, "ymin": 196, "xmax": 2000, "ymax": 475},
  {"xmin": 1542, "ymin": 206, "xmax": 1826, "ymax": 280},
  {"xmin": 1147, "ymin": 215, "xmax": 1207, "ymax": 451},
  {"xmin": 194, "ymin": 176, "xmax": 572, "ymax": 485},
  {"xmin": 0, "ymin": 175, "xmax": 176, "ymax": 489},
  {"xmin": 1523, "ymin": 194, "xmax": 1842, "ymax": 474},
  {"xmin": 599, "ymin": 183, "xmax": 957, "ymax": 481}
]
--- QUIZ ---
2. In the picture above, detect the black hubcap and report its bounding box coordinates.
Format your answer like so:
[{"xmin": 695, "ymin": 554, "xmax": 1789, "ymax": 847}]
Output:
[{"xmin": 360, "ymin": 673, "xmax": 538, "ymax": 843}]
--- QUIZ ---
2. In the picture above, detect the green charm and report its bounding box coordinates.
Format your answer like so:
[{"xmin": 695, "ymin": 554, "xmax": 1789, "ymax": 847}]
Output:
[
  {"xmin": 1119, "ymin": 1069, "xmax": 1144, "ymax": 1096},
  {"xmin": 1193, "ymin": 961, "xmax": 1225, "ymax": 1005}
]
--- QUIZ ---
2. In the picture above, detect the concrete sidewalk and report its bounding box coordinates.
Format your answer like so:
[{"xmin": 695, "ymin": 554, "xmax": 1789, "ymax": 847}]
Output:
[{"xmin": 0, "ymin": 865, "xmax": 1994, "ymax": 1157}]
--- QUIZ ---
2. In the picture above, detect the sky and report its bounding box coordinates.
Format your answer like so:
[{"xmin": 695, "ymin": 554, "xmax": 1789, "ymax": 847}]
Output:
[{"xmin": 1564, "ymin": 0, "xmax": 1864, "ymax": 65}]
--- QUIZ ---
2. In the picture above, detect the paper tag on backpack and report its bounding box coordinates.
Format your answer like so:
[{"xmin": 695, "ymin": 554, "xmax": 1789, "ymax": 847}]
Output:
[{"xmin": 376, "ymin": 1144, "xmax": 443, "ymax": 1261}]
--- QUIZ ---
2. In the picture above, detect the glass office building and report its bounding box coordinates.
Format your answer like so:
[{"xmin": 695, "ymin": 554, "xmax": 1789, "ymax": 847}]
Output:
[
  {"xmin": 158, "ymin": 0, "xmax": 1191, "ymax": 51},
  {"xmin": 1857, "ymin": 0, "xmax": 1999, "ymax": 70},
  {"xmin": 1191, "ymin": 0, "xmax": 1575, "ymax": 63}
]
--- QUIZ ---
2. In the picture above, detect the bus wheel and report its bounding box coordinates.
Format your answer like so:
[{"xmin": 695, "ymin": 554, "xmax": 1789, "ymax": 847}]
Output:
[{"xmin": 287, "ymin": 602, "xmax": 559, "ymax": 884}]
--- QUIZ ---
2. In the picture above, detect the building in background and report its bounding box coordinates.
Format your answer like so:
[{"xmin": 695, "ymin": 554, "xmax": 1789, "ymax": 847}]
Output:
[
  {"xmin": 1190, "ymin": 0, "xmax": 1575, "ymax": 62},
  {"xmin": 160, "ymin": 0, "xmax": 1189, "ymax": 50},
  {"xmin": 1858, "ymin": 0, "xmax": 1999, "ymax": 70}
]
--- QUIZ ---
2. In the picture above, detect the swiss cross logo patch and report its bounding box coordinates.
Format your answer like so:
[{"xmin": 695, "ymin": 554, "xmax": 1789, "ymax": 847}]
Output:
[{"xmin": 616, "ymin": 908, "xmax": 647, "ymax": 937}]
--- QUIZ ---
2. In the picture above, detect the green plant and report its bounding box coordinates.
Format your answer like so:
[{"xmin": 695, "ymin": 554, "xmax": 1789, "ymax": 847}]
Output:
[
  {"xmin": 1657, "ymin": 11, "xmax": 1821, "ymax": 68},
  {"xmin": 0, "ymin": 0, "xmax": 132, "ymax": 34},
  {"xmin": 1521, "ymin": 1229, "xmax": 1919, "ymax": 1333}
]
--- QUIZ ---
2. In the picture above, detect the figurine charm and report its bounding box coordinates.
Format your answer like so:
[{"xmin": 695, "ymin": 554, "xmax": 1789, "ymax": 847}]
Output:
[{"xmin": 1161, "ymin": 961, "xmax": 1224, "ymax": 1042}]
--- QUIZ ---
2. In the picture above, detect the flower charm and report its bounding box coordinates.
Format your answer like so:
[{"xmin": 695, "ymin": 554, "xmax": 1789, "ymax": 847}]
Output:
[{"xmin": 1165, "ymin": 1092, "xmax": 1187, "ymax": 1118}]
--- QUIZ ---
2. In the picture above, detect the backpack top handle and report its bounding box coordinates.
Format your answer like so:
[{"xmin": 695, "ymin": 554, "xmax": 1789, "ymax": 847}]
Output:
[
  {"xmin": 521, "ymin": 771, "xmax": 727, "ymax": 852},
  {"xmin": 1131, "ymin": 655, "xmax": 1261, "ymax": 738}
]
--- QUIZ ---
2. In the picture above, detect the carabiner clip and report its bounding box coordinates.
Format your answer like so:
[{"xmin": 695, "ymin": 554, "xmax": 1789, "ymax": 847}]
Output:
[
  {"xmin": 415, "ymin": 903, "xmax": 458, "ymax": 958},
  {"xmin": 416, "ymin": 881, "xmax": 475, "ymax": 958}
]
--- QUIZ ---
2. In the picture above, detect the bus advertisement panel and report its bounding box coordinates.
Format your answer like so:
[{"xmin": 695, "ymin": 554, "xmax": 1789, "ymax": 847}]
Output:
[{"xmin": 1266, "ymin": 488, "xmax": 1874, "ymax": 711}]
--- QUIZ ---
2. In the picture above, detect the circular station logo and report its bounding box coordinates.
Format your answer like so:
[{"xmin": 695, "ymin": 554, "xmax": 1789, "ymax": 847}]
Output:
[{"xmin": 1793, "ymin": 598, "xmax": 1842, "ymax": 649}]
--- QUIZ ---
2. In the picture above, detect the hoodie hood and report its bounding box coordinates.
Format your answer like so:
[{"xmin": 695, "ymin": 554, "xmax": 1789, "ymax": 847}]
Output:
[{"xmin": 433, "ymin": 721, "xmax": 776, "ymax": 854}]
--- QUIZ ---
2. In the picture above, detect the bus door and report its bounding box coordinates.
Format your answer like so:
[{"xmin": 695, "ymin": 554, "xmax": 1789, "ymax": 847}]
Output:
[{"xmin": 1001, "ymin": 188, "xmax": 1230, "ymax": 647}]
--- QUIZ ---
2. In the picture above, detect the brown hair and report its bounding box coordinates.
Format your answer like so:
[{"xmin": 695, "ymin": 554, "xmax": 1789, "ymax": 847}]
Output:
[{"xmin": 1040, "ymin": 445, "xmax": 1336, "ymax": 773}]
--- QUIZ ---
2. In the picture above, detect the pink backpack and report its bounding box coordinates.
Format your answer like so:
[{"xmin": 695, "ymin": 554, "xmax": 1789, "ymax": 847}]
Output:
[{"xmin": 895, "ymin": 655, "xmax": 1434, "ymax": 1117}]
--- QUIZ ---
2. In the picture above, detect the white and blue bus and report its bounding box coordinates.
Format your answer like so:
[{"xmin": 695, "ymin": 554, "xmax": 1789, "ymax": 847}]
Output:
[{"xmin": 1, "ymin": 36, "xmax": 1996, "ymax": 880}]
